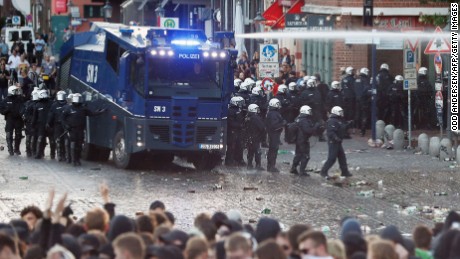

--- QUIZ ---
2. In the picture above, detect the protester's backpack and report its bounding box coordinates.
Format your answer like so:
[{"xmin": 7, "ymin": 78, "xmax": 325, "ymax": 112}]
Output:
[{"xmin": 286, "ymin": 120, "xmax": 299, "ymax": 144}]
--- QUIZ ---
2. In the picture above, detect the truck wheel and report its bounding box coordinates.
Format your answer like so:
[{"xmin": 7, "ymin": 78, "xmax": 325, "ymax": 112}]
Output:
[
  {"xmin": 113, "ymin": 131, "xmax": 134, "ymax": 169},
  {"xmin": 192, "ymin": 153, "xmax": 221, "ymax": 171}
]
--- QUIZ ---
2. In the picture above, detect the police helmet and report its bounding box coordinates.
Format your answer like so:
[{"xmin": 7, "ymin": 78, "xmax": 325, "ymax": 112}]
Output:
[
  {"xmin": 380, "ymin": 63, "xmax": 389, "ymax": 70},
  {"xmin": 234, "ymin": 78, "xmax": 242, "ymax": 88},
  {"xmin": 418, "ymin": 67, "xmax": 428, "ymax": 75},
  {"xmin": 72, "ymin": 93, "xmax": 83, "ymax": 103},
  {"xmin": 239, "ymin": 82, "xmax": 249, "ymax": 92},
  {"xmin": 360, "ymin": 68, "xmax": 369, "ymax": 76},
  {"xmin": 38, "ymin": 89, "xmax": 49, "ymax": 99},
  {"xmin": 306, "ymin": 79, "xmax": 316, "ymax": 88},
  {"xmin": 56, "ymin": 91, "xmax": 66, "ymax": 101},
  {"xmin": 300, "ymin": 105, "xmax": 312, "ymax": 115},
  {"xmin": 288, "ymin": 82, "xmax": 297, "ymax": 91},
  {"xmin": 345, "ymin": 67, "xmax": 354, "ymax": 75},
  {"xmin": 303, "ymin": 76, "xmax": 310, "ymax": 81},
  {"xmin": 32, "ymin": 90, "xmax": 39, "ymax": 101},
  {"xmin": 255, "ymin": 80, "xmax": 263, "ymax": 89},
  {"xmin": 331, "ymin": 106, "xmax": 344, "ymax": 117},
  {"xmin": 331, "ymin": 81, "xmax": 341, "ymax": 90},
  {"xmin": 278, "ymin": 84, "xmax": 288, "ymax": 93},
  {"xmin": 7, "ymin": 86, "xmax": 19, "ymax": 96},
  {"xmin": 230, "ymin": 96, "xmax": 245, "ymax": 108},
  {"xmin": 248, "ymin": 104, "xmax": 260, "ymax": 113},
  {"xmin": 395, "ymin": 75, "xmax": 404, "ymax": 82},
  {"xmin": 268, "ymin": 98, "xmax": 281, "ymax": 109},
  {"xmin": 244, "ymin": 78, "xmax": 256, "ymax": 90},
  {"xmin": 251, "ymin": 86, "xmax": 263, "ymax": 96},
  {"xmin": 310, "ymin": 76, "xmax": 317, "ymax": 82}
]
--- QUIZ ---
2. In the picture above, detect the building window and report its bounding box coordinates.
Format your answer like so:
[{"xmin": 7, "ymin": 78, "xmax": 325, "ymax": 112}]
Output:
[{"xmin": 84, "ymin": 5, "xmax": 104, "ymax": 18}]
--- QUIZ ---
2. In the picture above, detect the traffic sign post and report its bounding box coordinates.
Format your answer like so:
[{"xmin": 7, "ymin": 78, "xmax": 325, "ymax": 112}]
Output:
[
  {"xmin": 424, "ymin": 27, "xmax": 451, "ymax": 54},
  {"xmin": 259, "ymin": 44, "xmax": 279, "ymax": 94},
  {"xmin": 12, "ymin": 16, "xmax": 20, "ymax": 25},
  {"xmin": 403, "ymin": 42, "xmax": 418, "ymax": 149}
]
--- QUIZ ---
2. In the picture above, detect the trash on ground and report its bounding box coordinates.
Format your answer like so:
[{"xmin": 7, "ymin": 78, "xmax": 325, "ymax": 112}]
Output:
[
  {"xmin": 256, "ymin": 196, "xmax": 263, "ymax": 201},
  {"xmin": 244, "ymin": 187, "xmax": 258, "ymax": 191},
  {"xmin": 187, "ymin": 190, "xmax": 196, "ymax": 193},
  {"xmin": 249, "ymin": 219, "xmax": 257, "ymax": 223},
  {"xmin": 261, "ymin": 208, "xmax": 271, "ymax": 214},
  {"xmin": 357, "ymin": 190, "xmax": 374, "ymax": 197},
  {"xmin": 19, "ymin": 176, "xmax": 28, "ymax": 180},
  {"xmin": 90, "ymin": 167, "xmax": 101, "ymax": 171},
  {"xmin": 351, "ymin": 180, "xmax": 371, "ymax": 187},
  {"xmin": 434, "ymin": 192, "xmax": 448, "ymax": 196}
]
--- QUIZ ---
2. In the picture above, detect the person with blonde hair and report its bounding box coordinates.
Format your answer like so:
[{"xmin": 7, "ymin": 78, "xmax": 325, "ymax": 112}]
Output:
[
  {"xmin": 368, "ymin": 240, "xmax": 398, "ymax": 259},
  {"xmin": 327, "ymin": 239, "xmax": 346, "ymax": 259}
]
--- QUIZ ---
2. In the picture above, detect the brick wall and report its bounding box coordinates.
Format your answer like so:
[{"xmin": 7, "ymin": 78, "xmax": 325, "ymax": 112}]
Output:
[{"xmin": 306, "ymin": 0, "xmax": 450, "ymax": 7}]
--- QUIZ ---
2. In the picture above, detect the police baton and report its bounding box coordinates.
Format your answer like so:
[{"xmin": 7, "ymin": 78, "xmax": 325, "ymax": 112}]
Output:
[{"xmin": 59, "ymin": 130, "xmax": 69, "ymax": 139}]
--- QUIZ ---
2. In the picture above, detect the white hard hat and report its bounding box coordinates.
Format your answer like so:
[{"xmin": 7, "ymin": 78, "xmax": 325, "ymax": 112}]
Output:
[
  {"xmin": 331, "ymin": 106, "xmax": 344, "ymax": 117},
  {"xmin": 346, "ymin": 67, "xmax": 354, "ymax": 75},
  {"xmin": 32, "ymin": 90, "xmax": 39, "ymax": 101},
  {"xmin": 255, "ymin": 80, "xmax": 262, "ymax": 88},
  {"xmin": 278, "ymin": 84, "xmax": 288, "ymax": 93},
  {"xmin": 380, "ymin": 63, "xmax": 389, "ymax": 70},
  {"xmin": 360, "ymin": 68, "xmax": 369, "ymax": 76},
  {"xmin": 418, "ymin": 67, "xmax": 428, "ymax": 75},
  {"xmin": 239, "ymin": 82, "xmax": 249, "ymax": 91},
  {"xmin": 303, "ymin": 76, "xmax": 310, "ymax": 81},
  {"xmin": 288, "ymin": 82, "xmax": 297, "ymax": 91},
  {"xmin": 300, "ymin": 105, "xmax": 312, "ymax": 115},
  {"xmin": 269, "ymin": 98, "xmax": 281, "ymax": 109},
  {"xmin": 248, "ymin": 103, "xmax": 260, "ymax": 113},
  {"xmin": 56, "ymin": 91, "xmax": 66, "ymax": 101},
  {"xmin": 331, "ymin": 81, "xmax": 341, "ymax": 90},
  {"xmin": 395, "ymin": 75, "xmax": 404, "ymax": 81}
]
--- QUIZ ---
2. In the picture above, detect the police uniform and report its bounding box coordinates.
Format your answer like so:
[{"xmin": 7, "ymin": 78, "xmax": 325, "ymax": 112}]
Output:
[
  {"xmin": 341, "ymin": 74, "xmax": 356, "ymax": 122},
  {"xmin": 0, "ymin": 89, "xmax": 25, "ymax": 155},
  {"xmin": 353, "ymin": 74, "xmax": 370, "ymax": 131},
  {"xmin": 61, "ymin": 97, "xmax": 105, "ymax": 166},
  {"xmin": 376, "ymin": 69, "xmax": 394, "ymax": 121},
  {"xmin": 32, "ymin": 93, "xmax": 54, "ymax": 159},
  {"xmin": 326, "ymin": 89, "xmax": 344, "ymax": 112},
  {"xmin": 245, "ymin": 109, "xmax": 266, "ymax": 170},
  {"xmin": 48, "ymin": 99, "xmax": 68, "ymax": 161},
  {"xmin": 387, "ymin": 81, "xmax": 404, "ymax": 128},
  {"xmin": 416, "ymin": 75, "xmax": 434, "ymax": 129},
  {"xmin": 291, "ymin": 113, "xmax": 317, "ymax": 176},
  {"xmin": 320, "ymin": 112, "xmax": 352, "ymax": 178},
  {"xmin": 265, "ymin": 105, "xmax": 286, "ymax": 172},
  {"xmin": 225, "ymin": 104, "xmax": 246, "ymax": 166}
]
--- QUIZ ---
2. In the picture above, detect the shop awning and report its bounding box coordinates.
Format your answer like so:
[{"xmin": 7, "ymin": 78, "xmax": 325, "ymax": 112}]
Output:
[
  {"xmin": 262, "ymin": 1, "xmax": 284, "ymax": 27},
  {"xmin": 270, "ymin": 0, "xmax": 304, "ymax": 30}
]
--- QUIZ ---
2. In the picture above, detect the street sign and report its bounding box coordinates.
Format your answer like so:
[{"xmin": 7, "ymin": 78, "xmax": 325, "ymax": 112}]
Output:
[
  {"xmin": 403, "ymin": 79, "xmax": 417, "ymax": 90},
  {"xmin": 259, "ymin": 63, "xmax": 279, "ymax": 78},
  {"xmin": 160, "ymin": 18, "xmax": 179, "ymax": 29},
  {"xmin": 404, "ymin": 68, "xmax": 417, "ymax": 79},
  {"xmin": 12, "ymin": 16, "xmax": 20, "ymax": 25},
  {"xmin": 260, "ymin": 44, "xmax": 279, "ymax": 63},
  {"xmin": 404, "ymin": 49, "xmax": 416, "ymax": 69},
  {"xmin": 424, "ymin": 26, "xmax": 451, "ymax": 54},
  {"xmin": 406, "ymin": 39, "xmax": 419, "ymax": 52}
]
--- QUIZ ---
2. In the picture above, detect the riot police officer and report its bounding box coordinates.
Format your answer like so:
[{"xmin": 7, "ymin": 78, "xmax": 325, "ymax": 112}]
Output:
[
  {"xmin": 287, "ymin": 82, "xmax": 300, "ymax": 123},
  {"xmin": 61, "ymin": 93, "xmax": 106, "ymax": 166},
  {"xmin": 249, "ymin": 86, "xmax": 268, "ymax": 118},
  {"xmin": 233, "ymin": 78, "xmax": 242, "ymax": 95},
  {"xmin": 341, "ymin": 67, "xmax": 356, "ymax": 128},
  {"xmin": 354, "ymin": 68, "xmax": 370, "ymax": 133},
  {"xmin": 244, "ymin": 78, "xmax": 256, "ymax": 93},
  {"xmin": 32, "ymin": 89, "xmax": 54, "ymax": 159},
  {"xmin": 225, "ymin": 96, "xmax": 246, "ymax": 166},
  {"xmin": 376, "ymin": 63, "xmax": 394, "ymax": 121},
  {"xmin": 360, "ymin": 79, "xmax": 374, "ymax": 136},
  {"xmin": 22, "ymin": 88, "xmax": 39, "ymax": 157},
  {"xmin": 0, "ymin": 85, "xmax": 25, "ymax": 155},
  {"xmin": 246, "ymin": 104, "xmax": 266, "ymax": 171},
  {"xmin": 290, "ymin": 105, "xmax": 318, "ymax": 176},
  {"xmin": 387, "ymin": 75, "xmax": 404, "ymax": 128},
  {"xmin": 47, "ymin": 91, "xmax": 68, "ymax": 162},
  {"xmin": 320, "ymin": 106, "xmax": 353, "ymax": 179},
  {"xmin": 326, "ymin": 81, "xmax": 344, "ymax": 112},
  {"xmin": 265, "ymin": 98, "xmax": 286, "ymax": 172},
  {"xmin": 235, "ymin": 82, "xmax": 250, "ymax": 108},
  {"xmin": 416, "ymin": 67, "xmax": 434, "ymax": 129}
]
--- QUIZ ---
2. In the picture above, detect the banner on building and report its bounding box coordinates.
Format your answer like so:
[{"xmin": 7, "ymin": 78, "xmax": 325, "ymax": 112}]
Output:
[
  {"xmin": 55, "ymin": 0, "xmax": 67, "ymax": 13},
  {"xmin": 285, "ymin": 13, "xmax": 333, "ymax": 30}
]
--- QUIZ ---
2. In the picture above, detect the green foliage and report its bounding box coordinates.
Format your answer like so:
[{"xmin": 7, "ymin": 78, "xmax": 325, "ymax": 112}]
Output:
[{"xmin": 419, "ymin": 13, "xmax": 449, "ymax": 27}]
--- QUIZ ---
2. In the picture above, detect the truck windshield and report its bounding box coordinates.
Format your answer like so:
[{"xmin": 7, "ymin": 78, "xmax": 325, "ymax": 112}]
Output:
[{"xmin": 147, "ymin": 58, "xmax": 224, "ymax": 98}]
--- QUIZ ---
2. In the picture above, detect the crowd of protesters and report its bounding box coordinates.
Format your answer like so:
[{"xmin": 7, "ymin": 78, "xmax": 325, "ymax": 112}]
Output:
[{"xmin": 0, "ymin": 182, "xmax": 457, "ymax": 259}]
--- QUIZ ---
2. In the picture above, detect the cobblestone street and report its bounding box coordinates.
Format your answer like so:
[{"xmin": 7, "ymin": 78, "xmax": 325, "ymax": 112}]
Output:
[{"xmin": 0, "ymin": 118, "xmax": 459, "ymax": 237}]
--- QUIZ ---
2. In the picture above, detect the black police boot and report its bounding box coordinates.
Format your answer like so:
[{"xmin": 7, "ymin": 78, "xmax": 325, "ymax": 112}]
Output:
[
  {"xmin": 341, "ymin": 171, "xmax": 353, "ymax": 177},
  {"xmin": 25, "ymin": 135, "xmax": 32, "ymax": 157},
  {"xmin": 50, "ymin": 141, "xmax": 56, "ymax": 159},
  {"xmin": 290, "ymin": 166, "xmax": 299, "ymax": 175},
  {"xmin": 247, "ymin": 162, "xmax": 253, "ymax": 170},
  {"xmin": 65, "ymin": 140, "xmax": 72, "ymax": 163},
  {"xmin": 35, "ymin": 136, "xmax": 44, "ymax": 159},
  {"xmin": 31, "ymin": 136, "xmax": 37, "ymax": 157},
  {"xmin": 255, "ymin": 163, "xmax": 264, "ymax": 171},
  {"xmin": 56, "ymin": 142, "xmax": 63, "ymax": 162},
  {"xmin": 14, "ymin": 137, "xmax": 21, "ymax": 155},
  {"xmin": 267, "ymin": 166, "xmax": 280, "ymax": 173},
  {"xmin": 6, "ymin": 132, "xmax": 14, "ymax": 156},
  {"xmin": 71, "ymin": 142, "xmax": 81, "ymax": 166}
]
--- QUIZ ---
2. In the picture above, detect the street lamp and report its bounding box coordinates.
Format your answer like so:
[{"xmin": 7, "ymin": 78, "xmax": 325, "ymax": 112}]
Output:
[
  {"xmin": 253, "ymin": 11, "xmax": 266, "ymax": 33},
  {"xmin": 102, "ymin": 0, "xmax": 113, "ymax": 22}
]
